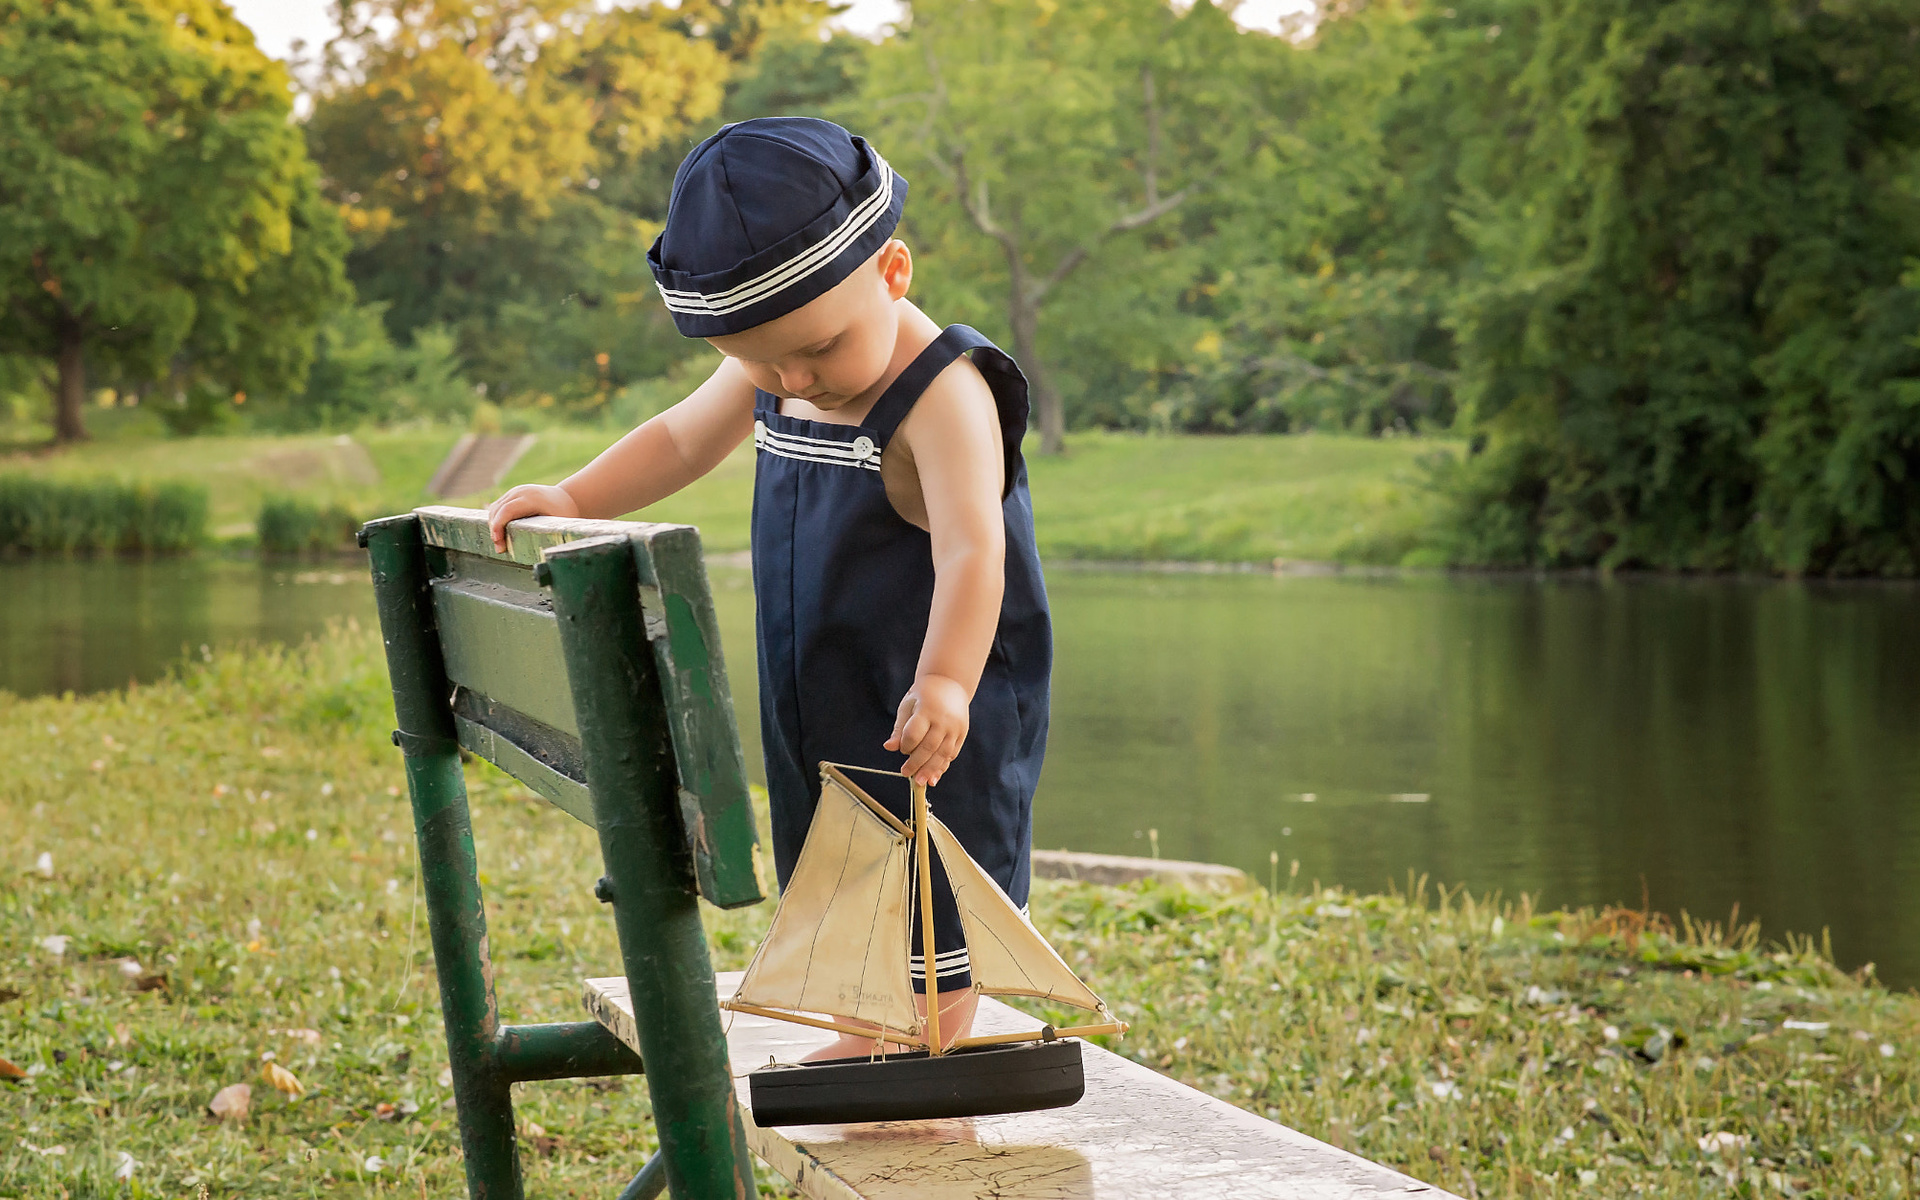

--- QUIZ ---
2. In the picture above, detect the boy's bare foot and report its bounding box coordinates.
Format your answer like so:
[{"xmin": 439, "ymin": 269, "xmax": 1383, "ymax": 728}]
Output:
[{"xmin": 800, "ymin": 987, "xmax": 979, "ymax": 1062}]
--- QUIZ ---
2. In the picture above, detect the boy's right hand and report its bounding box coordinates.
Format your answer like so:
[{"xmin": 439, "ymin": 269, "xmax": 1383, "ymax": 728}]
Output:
[{"xmin": 486, "ymin": 484, "xmax": 580, "ymax": 552}]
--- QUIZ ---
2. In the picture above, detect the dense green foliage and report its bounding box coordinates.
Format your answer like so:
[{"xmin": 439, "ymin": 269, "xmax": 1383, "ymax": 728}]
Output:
[
  {"xmin": 253, "ymin": 304, "xmax": 471, "ymax": 433},
  {"xmin": 0, "ymin": 0, "xmax": 349, "ymax": 442},
  {"xmin": 0, "ymin": 475, "xmax": 205, "ymax": 554},
  {"xmin": 255, "ymin": 495, "xmax": 360, "ymax": 555},
  {"xmin": 3, "ymin": 0, "xmax": 1917, "ymax": 571},
  {"xmin": 5, "ymin": 629, "xmax": 1918, "ymax": 1195},
  {"xmin": 302, "ymin": 0, "xmax": 848, "ymax": 418},
  {"xmin": 1407, "ymin": 0, "xmax": 1920, "ymax": 574}
]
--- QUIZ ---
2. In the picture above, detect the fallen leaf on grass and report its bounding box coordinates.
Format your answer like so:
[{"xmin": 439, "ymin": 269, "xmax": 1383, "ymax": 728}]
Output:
[
  {"xmin": 208, "ymin": 1082, "xmax": 251, "ymax": 1121},
  {"xmin": 133, "ymin": 973, "xmax": 168, "ymax": 993},
  {"xmin": 521, "ymin": 1120, "xmax": 561, "ymax": 1156},
  {"xmin": 263, "ymin": 1061, "xmax": 306, "ymax": 1097},
  {"xmin": 0, "ymin": 1057, "xmax": 26, "ymax": 1081},
  {"xmin": 0, "ymin": 988, "xmax": 21, "ymax": 1003}
]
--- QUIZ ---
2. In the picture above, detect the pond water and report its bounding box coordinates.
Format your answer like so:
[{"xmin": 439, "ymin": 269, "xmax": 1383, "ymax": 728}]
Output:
[{"xmin": 5, "ymin": 558, "xmax": 1918, "ymax": 989}]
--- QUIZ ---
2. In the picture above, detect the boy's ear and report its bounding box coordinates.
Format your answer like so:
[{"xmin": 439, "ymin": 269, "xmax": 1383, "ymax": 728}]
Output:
[{"xmin": 878, "ymin": 239, "xmax": 912, "ymax": 301}]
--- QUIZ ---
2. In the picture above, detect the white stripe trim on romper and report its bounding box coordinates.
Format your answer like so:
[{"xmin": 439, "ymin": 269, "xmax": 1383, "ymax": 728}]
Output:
[
  {"xmin": 753, "ymin": 421, "xmax": 881, "ymax": 471},
  {"xmin": 910, "ymin": 947, "xmax": 973, "ymax": 982},
  {"xmin": 656, "ymin": 158, "xmax": 895, "ymax": 318},
  {"xmin": 905, "ymin": 909, "xmax": 1028, "ymax": 981}
]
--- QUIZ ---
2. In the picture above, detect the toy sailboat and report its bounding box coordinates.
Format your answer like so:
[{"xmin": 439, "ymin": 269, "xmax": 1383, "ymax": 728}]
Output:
[{"xmin": 722, "ymin": 763, "xmax": 1127, "ymax": 1126}]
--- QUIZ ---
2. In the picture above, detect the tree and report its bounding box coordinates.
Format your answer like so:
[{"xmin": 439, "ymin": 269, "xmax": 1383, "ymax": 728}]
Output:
[
  {"xmin": 0, "ymin": 0, "xmax": 347, "ymax": 442},
  {"xmin": 1409, "ymin": 0, "xmax": 1920, "ymax": 573},
  {"xmin": 859, "ymin": 0, "xmax": 1264, "ymax": 453},
  {"xmin": 306, "ymin": 0, "xmax": 732, "ymax": 407},
  {"xmin": 1122, "ymin": 0, "xmax": 1457, "ymax": 435}
]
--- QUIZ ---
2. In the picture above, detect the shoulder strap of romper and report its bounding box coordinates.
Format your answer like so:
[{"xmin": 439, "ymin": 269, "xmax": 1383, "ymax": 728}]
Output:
[{"xmin": 864, "ymin": 325, "xmax": 996, "ymax": 450}]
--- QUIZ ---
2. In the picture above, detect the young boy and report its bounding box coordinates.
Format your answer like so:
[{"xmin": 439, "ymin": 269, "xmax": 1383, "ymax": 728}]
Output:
[{"xmin": 486, "ymin": 118, "xmax": 1051, "ymax": 1054}]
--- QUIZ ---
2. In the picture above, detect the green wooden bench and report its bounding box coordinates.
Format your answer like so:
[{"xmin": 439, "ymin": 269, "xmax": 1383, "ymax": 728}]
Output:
[
  {"xmin": 360, "ymin": 505, "xmax": 763, "ymax": 1200},
  {"xmin": 364, "ymin": 504, "xmax": 1460, "ymax": 1200}
]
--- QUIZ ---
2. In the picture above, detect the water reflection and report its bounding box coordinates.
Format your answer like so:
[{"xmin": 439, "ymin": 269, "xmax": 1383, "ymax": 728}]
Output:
[
  {"xmin": 4, "ymin": 559, "xmax": 1917, "ymax": 987},
  {"xmin": 1034, "ymin": 572, "xmax": 1920, "ymax": 988},
  {"xmin": 0, "ymin": 558, "xmax": 372, "ymax": 697}
]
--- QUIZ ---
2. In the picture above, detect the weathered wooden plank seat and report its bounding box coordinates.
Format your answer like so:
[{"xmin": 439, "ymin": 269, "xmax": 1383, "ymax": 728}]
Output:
[{"xmin": 585, "ymin": 973, "xmax": 1457, "ymax": 1200}]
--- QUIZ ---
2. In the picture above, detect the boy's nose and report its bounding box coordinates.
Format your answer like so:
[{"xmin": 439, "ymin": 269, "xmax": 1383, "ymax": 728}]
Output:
[{"xmin": 779, "ymin": 366, "xmax": 815, "ymax": 397}]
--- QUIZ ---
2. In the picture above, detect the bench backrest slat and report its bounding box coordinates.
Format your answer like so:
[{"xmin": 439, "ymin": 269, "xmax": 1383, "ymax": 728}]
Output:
[
  {"xmin": 449, "ymin": 681, "xmax": 598, "ymax": 825},
  {"xmin": 414, "ymin": 505, "xmax": 762, "ymax": 910},
  {"xmin": 431, "ymin": 576, "xmax": 577, "ymax": 736},
  {"xmin": 626, "ymin": 525, "xmax": 761, "ymax": 909},
  {"xmin": 453, "ymin": 713, "xmax": 595, "ymax": 823}
]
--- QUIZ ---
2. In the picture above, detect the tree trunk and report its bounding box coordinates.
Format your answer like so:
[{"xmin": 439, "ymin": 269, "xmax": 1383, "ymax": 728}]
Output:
[
  {"xmin": 999, "ymin": 239, "xmax": 1065, "ymax": 456},
  {"xmin": 53, "ymin": 319, "xmax": 88, "ymax": 443},
  {"xmin": 1008, "ymin": 294, "xmax": 1064, "ymax": 456}
]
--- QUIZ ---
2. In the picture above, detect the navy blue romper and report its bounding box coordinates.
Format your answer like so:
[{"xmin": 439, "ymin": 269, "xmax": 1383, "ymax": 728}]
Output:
[{"xmin": 752, "ymin": 325, "xmax": 1052, "ymax": 993}]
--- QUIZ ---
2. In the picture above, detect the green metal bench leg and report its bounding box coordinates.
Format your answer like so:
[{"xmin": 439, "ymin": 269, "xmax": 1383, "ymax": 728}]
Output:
[
  {"xmin": 546, "ymin": 537, "xmax": 757, "ymax": 1199},
  {"xmin": 617, "ymin": 1152, "xmax": 669, "ymax": 1200},
  {"xmin": 495, "ymin": 1021, "xmax": 643, "ymax": 1083},
  {"xmin": 367, "ymin": 516, "xmax": 525, "ymax": 1200}
]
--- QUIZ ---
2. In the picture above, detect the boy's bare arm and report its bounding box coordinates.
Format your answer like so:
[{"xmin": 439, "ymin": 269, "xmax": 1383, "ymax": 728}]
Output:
[
  {"xmin": 885, "ymin": 359, "xmax": 1008, "ymax": 785},
  {"xmin": 486, "ymin": 357, "xmax": 757, "ymax": 550}
]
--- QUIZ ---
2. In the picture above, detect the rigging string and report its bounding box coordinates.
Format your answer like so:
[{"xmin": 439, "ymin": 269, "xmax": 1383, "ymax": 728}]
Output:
[{"xmin": 829, "ymin": 763, "xmax": 914, "ymax": 777}]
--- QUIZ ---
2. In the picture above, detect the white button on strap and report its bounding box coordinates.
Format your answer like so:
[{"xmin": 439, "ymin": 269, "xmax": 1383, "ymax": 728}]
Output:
[
  {"xmin": 852, "ymin": 435, "xmax": 876, "ymax": 461},
  {"xmin": 754, "ymin": 419, "xmax": 767, "ymax": 445}
]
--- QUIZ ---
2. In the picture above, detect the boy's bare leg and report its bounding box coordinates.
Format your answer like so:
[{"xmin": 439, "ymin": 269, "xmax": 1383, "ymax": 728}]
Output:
[{"xmin": 799, "ymin": 987, "xmax": 979, "ymax": 1062}]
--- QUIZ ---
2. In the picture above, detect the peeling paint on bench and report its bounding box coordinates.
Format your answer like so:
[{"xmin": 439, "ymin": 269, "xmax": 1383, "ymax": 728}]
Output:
[{"xmin": 584, "ymin": 973, "xmax": 1457, "ymax": 1199}]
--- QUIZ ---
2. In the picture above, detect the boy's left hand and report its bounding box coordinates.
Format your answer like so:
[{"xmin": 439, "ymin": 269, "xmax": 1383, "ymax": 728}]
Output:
[{"xmin": 886, "ymin": 675, "xmax": 970, "ymax": 786}]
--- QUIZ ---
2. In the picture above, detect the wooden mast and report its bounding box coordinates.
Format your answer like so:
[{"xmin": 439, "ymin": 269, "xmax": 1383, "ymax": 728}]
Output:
[{"xmin": 914, "ymin": 780, "xmax": 942, "ymax": 1056}]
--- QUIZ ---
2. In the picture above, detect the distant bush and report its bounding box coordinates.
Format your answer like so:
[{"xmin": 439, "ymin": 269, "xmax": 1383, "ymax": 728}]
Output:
[
  {"xmin": 251, "ymin": 302, "xmax": 477, "ymax": 433},
  {"xmin": 154, "ymin": 381, "xmax": 246, "ymax": 438},
  {"xmin": 257, "ymin": 496, "xmax": 360, "ymax": 555},
  {"xmin": 0, "ymin": 476, "xmax": 207, "ymax": 554}
]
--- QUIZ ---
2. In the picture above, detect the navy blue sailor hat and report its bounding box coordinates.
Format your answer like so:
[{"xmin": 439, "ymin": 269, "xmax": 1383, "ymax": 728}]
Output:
[{"xmin": 648, "ymin": 117, "xmax": 908, "ymax": 339}]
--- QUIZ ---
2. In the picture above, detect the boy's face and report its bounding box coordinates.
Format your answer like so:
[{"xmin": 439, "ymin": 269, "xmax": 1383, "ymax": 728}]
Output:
[{"xmin": 706, "ymin": 241, "xmax": 912, "ymax": 411}]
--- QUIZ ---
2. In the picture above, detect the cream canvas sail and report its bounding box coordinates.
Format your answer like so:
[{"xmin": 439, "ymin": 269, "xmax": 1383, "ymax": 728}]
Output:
[
  {"xmin": 926, "ymin": 815, "xmax": 1104, "ymax": 1011},
  {"xmin": 726, "ymin": 763, "xmax": 1124, "ymax": 1053},
  {"xmin": 730, "ymin": 772, "xmax": 921, "ymax": 1036}
]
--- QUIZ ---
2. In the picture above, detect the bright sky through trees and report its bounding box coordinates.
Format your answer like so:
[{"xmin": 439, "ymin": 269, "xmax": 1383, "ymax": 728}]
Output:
[{"xmin": 226, "ymin": 0, "xmax": 1312, "ymax": 61}]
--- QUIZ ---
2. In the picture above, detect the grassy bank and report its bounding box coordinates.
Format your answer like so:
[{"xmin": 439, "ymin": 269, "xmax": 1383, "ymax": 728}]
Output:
[
  {"xmin": 0, "ymin": 426, "xmax": 1449, "ymax": 564},
  {"xmin": 0, "ymin": 476, "xmax": 207, "ymax": 555},
  {"xmin": 3, "ymin": 630, "xmax": 1916, "ymax": 1197}
]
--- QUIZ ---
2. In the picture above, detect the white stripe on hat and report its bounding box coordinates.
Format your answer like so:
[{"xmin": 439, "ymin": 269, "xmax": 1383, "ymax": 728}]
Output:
[{"xmin": 655, "ymin": 157, "xmax": 895, "ymax": 319}]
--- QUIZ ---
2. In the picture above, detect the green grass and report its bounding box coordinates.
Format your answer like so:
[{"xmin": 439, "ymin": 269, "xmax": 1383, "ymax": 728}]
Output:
[
  {"xmin": 1027, "ymin": 430, "xmax": 1448, "ymax": 564},
  {"xmin": 0, "ymin": 476, "xmax": 207, "ymax": 555},
  {"xmin": 4, "ymin": 629, "xmax": 1917, "ymax": 1197},
  {"xmin": 0, "ymin": 424, "xmax": 1449, "ymax": 563}
]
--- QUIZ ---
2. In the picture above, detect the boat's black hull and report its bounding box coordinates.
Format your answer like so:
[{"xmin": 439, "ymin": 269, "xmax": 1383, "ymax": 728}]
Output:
[{"xmin": 748, "ymin": 1039, "xmax": 1086, "ymax": 1126}]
